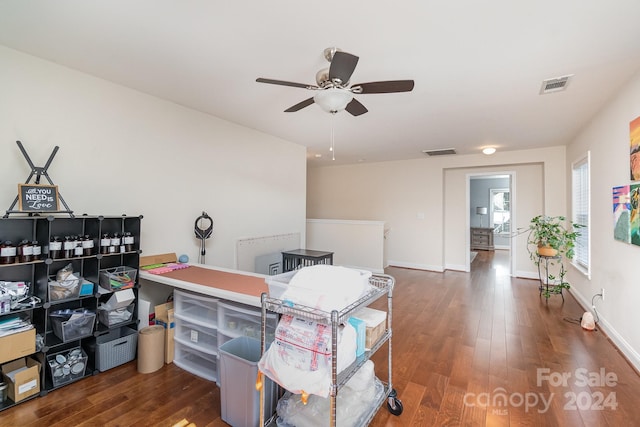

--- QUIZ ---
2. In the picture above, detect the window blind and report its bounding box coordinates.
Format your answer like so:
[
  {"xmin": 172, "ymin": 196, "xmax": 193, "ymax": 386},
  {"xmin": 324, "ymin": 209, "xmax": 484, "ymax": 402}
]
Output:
[{"xmin": 572, "ymin": 153, "xmax": 590, "ymax": 273}]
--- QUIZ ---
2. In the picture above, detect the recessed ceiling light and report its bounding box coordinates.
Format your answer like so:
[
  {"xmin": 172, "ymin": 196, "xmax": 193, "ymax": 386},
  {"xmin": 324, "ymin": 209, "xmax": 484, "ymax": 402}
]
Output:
[{"xmin": 482, "ymin": 147, "xmax": 496, "ymax": 155}]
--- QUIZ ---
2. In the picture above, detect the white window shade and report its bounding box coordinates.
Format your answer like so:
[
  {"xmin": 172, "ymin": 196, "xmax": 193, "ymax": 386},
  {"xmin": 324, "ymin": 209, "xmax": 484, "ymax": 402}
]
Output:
[{"xmin": 572, "ymin": 152, "xmax": 590, "ymax": 275}]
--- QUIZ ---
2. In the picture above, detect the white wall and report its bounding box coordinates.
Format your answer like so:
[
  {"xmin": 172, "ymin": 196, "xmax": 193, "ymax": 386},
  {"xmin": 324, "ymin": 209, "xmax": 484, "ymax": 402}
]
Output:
[
  {"xmin": 306, "ymin": 219, "xmax": 386, "ymax": 273},
  {"xmin": 307, "ymin": 146, "xmax": 565, "ymax": 274},
  {"xmin": 566, "ymin": 70, "xmax": 640, "ymax": 369},
  {"xmin": 0, "ymin": 46, "xmax": 307, "ymax": 270}
]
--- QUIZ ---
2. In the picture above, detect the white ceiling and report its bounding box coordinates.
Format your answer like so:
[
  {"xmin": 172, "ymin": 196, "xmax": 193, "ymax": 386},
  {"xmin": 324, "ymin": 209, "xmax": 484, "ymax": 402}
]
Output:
[{"xmin": 1, "ymin": 1, "xmax": 640, "ymax": 166}]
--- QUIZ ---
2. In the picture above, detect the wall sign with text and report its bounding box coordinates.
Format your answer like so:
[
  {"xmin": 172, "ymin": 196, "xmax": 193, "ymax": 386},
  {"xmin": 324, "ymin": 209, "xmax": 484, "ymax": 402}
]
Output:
[{"xmin": 18, "ymin": 184, "xmax": 60, "ymax": 212}]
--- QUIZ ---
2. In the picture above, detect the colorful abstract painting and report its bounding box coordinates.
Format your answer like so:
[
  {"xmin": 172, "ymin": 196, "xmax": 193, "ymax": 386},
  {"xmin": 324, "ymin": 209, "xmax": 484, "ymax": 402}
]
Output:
[
  {"xmin": 631, "ymin": 116, "xmax": 640, "ymax": 181},
  {"xmin": 630, "ymin": 183, "xmax": 640, "ymax": 245},
  {"xmin": 613, "ymin": 185, "xmax": 631, "ymax": 243}
]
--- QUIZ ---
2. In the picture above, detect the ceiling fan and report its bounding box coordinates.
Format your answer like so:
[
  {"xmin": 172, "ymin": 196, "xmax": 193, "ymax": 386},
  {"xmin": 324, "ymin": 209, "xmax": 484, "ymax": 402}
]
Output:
[{"xmin": 256, "ymin": 47, "xmax": 415, "ymax": 116}]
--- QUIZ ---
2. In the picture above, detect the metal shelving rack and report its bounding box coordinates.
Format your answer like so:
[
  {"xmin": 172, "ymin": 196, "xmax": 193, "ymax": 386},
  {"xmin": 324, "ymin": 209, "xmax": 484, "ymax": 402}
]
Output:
[{"xmin": 258, "ymin": 273, "xmax": 403, "ymax": 426}]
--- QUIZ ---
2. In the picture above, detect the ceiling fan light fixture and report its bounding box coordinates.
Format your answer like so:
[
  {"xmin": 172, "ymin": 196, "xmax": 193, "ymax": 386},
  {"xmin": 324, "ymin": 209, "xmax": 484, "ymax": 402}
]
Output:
[{"xmin": 313, "ymin": 88, "xmax": 353, "ymax": 113}]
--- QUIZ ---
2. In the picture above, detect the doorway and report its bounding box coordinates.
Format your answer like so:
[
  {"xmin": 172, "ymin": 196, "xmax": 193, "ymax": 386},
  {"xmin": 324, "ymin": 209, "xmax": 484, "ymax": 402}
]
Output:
[{"xmin": 469, "ymin": 172, "xmax": 514, "ymax": 274}]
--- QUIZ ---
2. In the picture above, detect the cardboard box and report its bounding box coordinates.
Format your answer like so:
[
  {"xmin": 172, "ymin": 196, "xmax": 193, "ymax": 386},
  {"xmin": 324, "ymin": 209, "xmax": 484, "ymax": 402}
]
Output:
[
  {"xmin": 104, "ymin": 288, "xmax": 136, "ymax": 311},
  {"xmin": 1, "ymin": 357, "xmax": 41, "ymax": 402},
  {"xmin": 0, "ymin": 328, "xmax": 36, "ymax": 365},
  {"xmin": 352, "ymin": 307, "xmax": 387, "ymax": 350},
  {"xmin": 154, "ymin": 302, "xmax": 175, "ymax": 364}
]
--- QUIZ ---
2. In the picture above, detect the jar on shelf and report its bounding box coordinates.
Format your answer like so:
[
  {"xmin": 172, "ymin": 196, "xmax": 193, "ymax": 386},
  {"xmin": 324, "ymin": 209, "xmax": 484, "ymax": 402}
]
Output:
[
  {"xmin": 32, "ymin": 240, "xmax": 42, "ymax": 261},
  {"xmin": 110, "ymin": 233, "xmax": 120, "ymax": 254},
  {"xmin": 73, "ymin": 236, "xmax": 84, "ymax": 257},
  {"xmin": 18, "ymin": 239, "xmax": 34, "ymax": 263},
  {"xmin": 49, "ymin": 236, "xmax": 62, "ymax": 259},
  {"xmin": 63, "ymin": 236, "xmax": 75, "ymax": 259},
  {"xmin": 0, "ymin": 241, "xmax": 17, "ymax": 264},
  {"xmin": 82, "ymin": 235, "xmax": 94, "ymax": 256},
  {"xmin": 100, "ymin": 233, "xmax": 111, "ymax": 255},
  {"xmin": 123, "ymin": 232, "xmax": 135, "ymax": 252}
]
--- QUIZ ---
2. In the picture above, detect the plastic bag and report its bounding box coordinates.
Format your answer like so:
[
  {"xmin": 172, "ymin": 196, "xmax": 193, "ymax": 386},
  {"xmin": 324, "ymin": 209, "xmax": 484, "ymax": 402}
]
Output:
[
  {"xmin": 258, "ymin": 315, "xmax": 357, "ymax": 398},
  {"xmin": 277, "ymin": 361, "xmax": 384, "ymax": 427}
]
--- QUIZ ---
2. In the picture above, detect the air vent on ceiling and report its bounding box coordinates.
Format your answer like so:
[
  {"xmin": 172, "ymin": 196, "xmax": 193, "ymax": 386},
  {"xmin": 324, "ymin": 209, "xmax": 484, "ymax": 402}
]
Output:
[
  {"xmin": 540, "ymin": 74, "xmax": 573, "ymax": 94},
  {"xmin": 422, "ymin": 148, "xmax": 457, "ymax": 156}
]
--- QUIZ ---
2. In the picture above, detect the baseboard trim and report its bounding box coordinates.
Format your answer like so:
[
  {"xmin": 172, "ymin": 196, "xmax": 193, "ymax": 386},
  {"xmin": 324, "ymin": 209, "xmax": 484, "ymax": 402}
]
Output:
[
  {"xmin": 515, "ymin": 270, "xmax": 538, "ymax": 280},
  {"xmin": 445, "ymin": 263, "xmax": 468, "ymax": 272},
  {"xmin": 569, "ymin": 288, "xmax": 640, "ymax": 373},
  {"xmin": 387, "ymin": 260, "xmax": 444, "ymax": 272},
  {"xmin": 342, "ymin": 264, "xmax": 384, "ymax": 274}
]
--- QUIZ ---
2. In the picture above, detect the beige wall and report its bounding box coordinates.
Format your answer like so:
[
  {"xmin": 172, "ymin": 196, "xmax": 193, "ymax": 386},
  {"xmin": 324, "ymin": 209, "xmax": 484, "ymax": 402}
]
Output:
[
  {"xmin": 306, "ymin": 219, "xmax": 386, "ymax": 272},
  {"xmin": 0, "ymin": 46, "xmax": 307, "ymax": 270},
  {"xmin": 566, "ymin": 70, "xmax": 640, "ymax": 369},
  {"xmin": 307, "ymin": 146, "xmax": 565, "ymax": 275},
  {"xmin": 443, "ymin": 163, "xmax": 545, "ymax": 274}
]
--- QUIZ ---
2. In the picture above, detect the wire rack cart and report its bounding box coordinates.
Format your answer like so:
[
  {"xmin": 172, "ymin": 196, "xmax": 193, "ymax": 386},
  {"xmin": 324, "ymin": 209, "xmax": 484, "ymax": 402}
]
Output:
[{"xmin": 258, "ymin": 273, "xmax": 403, "ymax": 426}]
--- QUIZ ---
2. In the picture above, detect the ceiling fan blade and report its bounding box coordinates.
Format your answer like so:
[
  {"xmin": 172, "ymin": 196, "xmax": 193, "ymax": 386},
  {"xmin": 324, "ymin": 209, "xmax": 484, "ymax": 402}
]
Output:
[
  {"xmin": 329, "ymin": 51, "xmax": 359, "ymax": 85},
  {"xmin": 284, "ymin": 97, "xmax": 315, "ymax": 112},
  {"xmin": 256, "ymin": 78, "xmax": 318, "ymax": 90},
  {"xmin": 345, "ymin": 98, "xmax": 368, "ymax": 116},
  {"xmin": 351, "ymin": 80, "xmax": 415, "ymax": 94}
]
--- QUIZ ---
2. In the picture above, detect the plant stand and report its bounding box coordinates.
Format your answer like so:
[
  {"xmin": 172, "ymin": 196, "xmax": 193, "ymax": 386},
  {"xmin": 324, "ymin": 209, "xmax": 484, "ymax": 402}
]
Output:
[{"xmin": 537, "ymin": 254, "xmax": 565, "ymax": 301}]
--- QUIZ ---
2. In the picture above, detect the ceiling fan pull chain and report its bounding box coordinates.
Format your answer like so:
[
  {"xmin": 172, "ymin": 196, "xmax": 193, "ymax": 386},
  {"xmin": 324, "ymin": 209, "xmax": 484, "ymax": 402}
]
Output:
[{"xmin": 330, "ymin": 112, "xmax": 336, "ymax": 160}]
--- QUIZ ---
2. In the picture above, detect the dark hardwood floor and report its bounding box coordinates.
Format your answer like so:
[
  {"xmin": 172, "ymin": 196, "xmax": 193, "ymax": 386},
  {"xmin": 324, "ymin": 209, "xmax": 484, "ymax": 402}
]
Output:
[{"xmin": 3, "ymin": 250, "xmax": 640, "ymax": 426}]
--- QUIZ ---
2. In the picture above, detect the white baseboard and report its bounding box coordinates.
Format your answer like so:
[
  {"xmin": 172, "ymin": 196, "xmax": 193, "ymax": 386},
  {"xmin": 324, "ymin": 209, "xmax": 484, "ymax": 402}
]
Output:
[
  {"xmin": 515, "ymin": 270, "xmax": 538, "ymax": 280},
  {"xmin": 569, "ymin": 288, "xmax": 640, "ymax": 373},
  {"xmin": 342, "ymin": 264, "xmax": 384, "ymax": 274},
  {"xmin": 445, "ymin": 263, "xmax": 468, "ymax": 272},
  {"xmin": 387, "ymin": 260, "xmax": 444, "ymax": 272}
]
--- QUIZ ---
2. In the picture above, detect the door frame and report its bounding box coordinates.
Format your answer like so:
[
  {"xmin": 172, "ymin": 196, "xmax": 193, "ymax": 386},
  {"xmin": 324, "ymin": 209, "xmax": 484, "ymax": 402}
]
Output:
[{"xmin": 466, "ymin": 170, "xmax": 516, "ymax": 275}]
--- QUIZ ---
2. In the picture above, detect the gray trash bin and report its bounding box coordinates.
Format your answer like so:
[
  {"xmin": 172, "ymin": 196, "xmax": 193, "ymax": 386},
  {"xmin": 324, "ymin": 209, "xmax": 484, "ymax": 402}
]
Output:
[{"xmin": 219, "ymin": 336, "xmax": 276, "ymax": 427}]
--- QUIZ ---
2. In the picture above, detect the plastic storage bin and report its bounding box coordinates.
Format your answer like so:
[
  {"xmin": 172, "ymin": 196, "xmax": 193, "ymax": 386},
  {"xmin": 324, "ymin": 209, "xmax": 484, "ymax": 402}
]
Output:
[
  {"xmin": 217, "ymin": 301, "xmax": 262, "ymax": 340},
  {"xmin": 173, "ymin": 291, "xmax": 218, "ymax": 327},
  {"xmin": 98, "ymin": 303, "xmax": 135, "ymax": 327},
  {"xmin": 174, "ymin": 341, "xmax": 218, "ymax": 382},
  {"xmin": 48, "ymin": 277, "xmax": 81, "ymax": 302},
  {"xmin": 49, "ymin": 309, "xmax": 96, "ymax": 342},
  {"xmin": 265, "ymin": 270, "xmax": 296, "ymax": 299},
  {"xmin": 47, "ymin": 347, "xmax": 88, "ymax": 387},
  {"xmin": 217, "ymin": 300, "xmax": 277, "ymax": 342},
  {"xmin": 219, "ymin": 336, "xmax": 276, "ymax": 427},
  {"xmin": 99, "ymin": 266, "xmax": 137, "ymax": 291},
  {"xmin": 94, "ymin": 326, "xmax": 138, "ymax": 371},
  {"xmin": 174, "ymin": 318, "xmax": 217, "ymax": 354}
]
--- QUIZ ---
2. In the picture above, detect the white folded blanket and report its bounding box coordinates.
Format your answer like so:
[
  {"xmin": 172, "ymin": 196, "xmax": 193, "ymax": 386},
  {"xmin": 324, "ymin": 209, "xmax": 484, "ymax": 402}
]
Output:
[{"xmin": 281, "ymin": 265, "xmax": 372, "ymax": 312}]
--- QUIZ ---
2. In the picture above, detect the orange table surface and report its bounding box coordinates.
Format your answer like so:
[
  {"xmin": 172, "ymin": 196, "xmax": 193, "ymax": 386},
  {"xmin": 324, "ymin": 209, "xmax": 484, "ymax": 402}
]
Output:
[{"xmin": 155, "ymin": 265, "xmax": 268, "ymax": 299}]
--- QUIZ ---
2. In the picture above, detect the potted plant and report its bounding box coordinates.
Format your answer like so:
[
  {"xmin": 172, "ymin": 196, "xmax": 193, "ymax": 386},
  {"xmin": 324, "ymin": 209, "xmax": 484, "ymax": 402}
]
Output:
[
  {"xmin": 526, "ymin": 215, "xmax": 583, "ymax": 299},
  {"xmin": 526, "ymin": 215, "xmax": 582, "ymax": 260}
]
